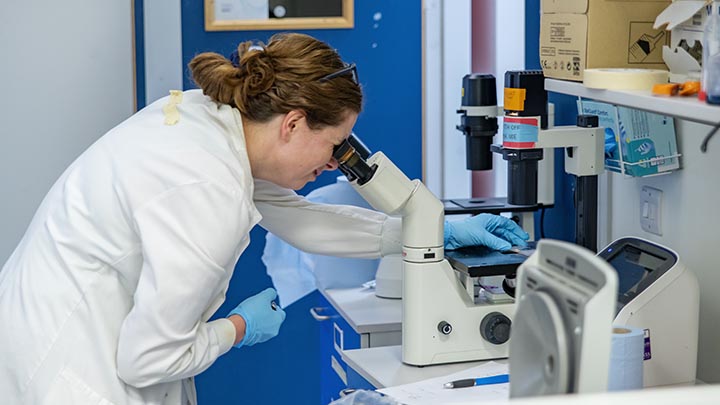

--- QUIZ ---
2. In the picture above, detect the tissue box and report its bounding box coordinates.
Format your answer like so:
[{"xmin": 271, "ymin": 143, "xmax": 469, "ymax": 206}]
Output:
[
  {"xmin": 577, "ymin": 100, "xmax": 681, "ymax": 176},
  {"xmin": 654, "ymin": 0, "xmax": 711, "ymax": 83}
]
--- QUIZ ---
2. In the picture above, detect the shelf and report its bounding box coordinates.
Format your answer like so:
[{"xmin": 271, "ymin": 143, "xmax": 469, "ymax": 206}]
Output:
[{"xmin": 545, "ymin": 79, "xmax": 720, "ymax": 126}]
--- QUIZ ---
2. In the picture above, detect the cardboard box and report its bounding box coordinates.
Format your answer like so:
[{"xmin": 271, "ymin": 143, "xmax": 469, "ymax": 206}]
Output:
[
  {"xmin": 654, "ymin": 1, "xmax": 710, "ymax": 83},
  {"xmin": 577, "ymin": 99, "xmax": 681, "ymax": 177},
  {"xmin": 541, "ymin": 0, "xmax": 672, "ymax": 81}
]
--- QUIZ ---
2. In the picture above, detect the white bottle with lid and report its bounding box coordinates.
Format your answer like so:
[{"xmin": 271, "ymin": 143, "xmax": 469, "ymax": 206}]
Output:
[{"xmin": 703, "ymin": 1, "xmax": 720, "ymax": 104}]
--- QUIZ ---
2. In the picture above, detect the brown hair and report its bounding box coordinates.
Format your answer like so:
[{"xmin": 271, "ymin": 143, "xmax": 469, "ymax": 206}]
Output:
[{"xmin": 188, "ymin": 33, "xmax": 362, "ymax": 129}]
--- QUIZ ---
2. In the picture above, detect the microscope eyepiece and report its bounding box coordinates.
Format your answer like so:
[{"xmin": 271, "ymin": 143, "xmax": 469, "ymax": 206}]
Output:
[
  {"xmin": 333, "ymin": 133, "xmax": 377, "ymax": 185},
  {"xmin": 332, "ymin": 140, "xmax": 356, "ymax": 164}
]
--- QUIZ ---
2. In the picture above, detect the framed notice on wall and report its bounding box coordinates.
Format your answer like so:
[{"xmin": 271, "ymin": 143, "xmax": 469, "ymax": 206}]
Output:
[{"xmin": 205, "ymin": 0, "xmax": 353, "ymax": 31}]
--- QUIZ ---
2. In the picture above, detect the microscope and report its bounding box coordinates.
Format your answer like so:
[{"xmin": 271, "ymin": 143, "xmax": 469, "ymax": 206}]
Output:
[
  {"xmin": 333, "ymin": 136, "xmax": 517, "ymax": 366},
  {"xmin": 448, "ymin": 73, "xmax": 553, "ymax": 240},
  {"xmin": 488, "ymin": 70, "xmax": 604, "ymax": 252},
  {"xmin": 333, "ymin": 70, "xmax": 605, "ymax": 367},
  {"xmin": 456, "ymin": 71, "xmax": 606, "ymax": 251}
]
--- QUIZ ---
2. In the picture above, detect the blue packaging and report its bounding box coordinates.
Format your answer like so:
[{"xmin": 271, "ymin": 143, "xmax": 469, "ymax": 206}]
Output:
[{"xmin": 577, "ymin": 100, "xmax": 680, "ymax": 177}]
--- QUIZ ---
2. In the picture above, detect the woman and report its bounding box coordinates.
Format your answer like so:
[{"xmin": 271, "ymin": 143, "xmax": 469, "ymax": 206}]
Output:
[{"xmin": 0, "ymin": 33, "xmax": 528, "ymax": 404}]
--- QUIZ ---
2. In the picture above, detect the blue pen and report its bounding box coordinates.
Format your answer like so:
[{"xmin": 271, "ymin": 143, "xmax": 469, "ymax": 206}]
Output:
[{"xmin": 443, "ymin": 374, "xmax": 509, "ymax": 389}]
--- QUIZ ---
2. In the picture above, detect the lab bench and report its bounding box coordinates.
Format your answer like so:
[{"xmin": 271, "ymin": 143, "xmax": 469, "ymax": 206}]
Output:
[
  {"xmin": 317, "ymin": 287, "xmax": 504, "ymax": 401},
  {"xmin": 316, "ymin": 287, "xmax": 402, "ymax": 404},
  {"xmin": 341, "ymin": 345, "xmax": 502, "ymax": 389}
]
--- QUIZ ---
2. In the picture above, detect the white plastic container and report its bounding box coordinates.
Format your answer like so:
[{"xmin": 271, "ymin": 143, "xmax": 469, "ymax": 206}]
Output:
[{"xmin": 702, "ymin": 2, "xmax": 720, "ymax": 104}]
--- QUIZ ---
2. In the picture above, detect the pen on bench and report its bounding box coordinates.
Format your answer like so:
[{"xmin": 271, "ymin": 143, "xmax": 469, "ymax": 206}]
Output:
[{"xmin": 443, "ymin": 374, "xmax": 509, "ymax": 389}]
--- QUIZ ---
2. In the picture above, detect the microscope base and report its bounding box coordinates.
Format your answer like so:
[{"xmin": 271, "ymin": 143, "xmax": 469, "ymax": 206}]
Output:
[{"xmin": 401, "ymin": 259, "xmax": 514, "ymax": 366}]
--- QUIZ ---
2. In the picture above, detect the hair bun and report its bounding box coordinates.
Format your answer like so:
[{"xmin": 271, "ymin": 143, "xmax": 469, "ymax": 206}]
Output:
[
  {"xmin": 189, "ymin": 33, "xmax": 362, "ymax": 125},
  {"xmin": 237, "ymin": 42, "xmax": 274, "ymax": 96}
]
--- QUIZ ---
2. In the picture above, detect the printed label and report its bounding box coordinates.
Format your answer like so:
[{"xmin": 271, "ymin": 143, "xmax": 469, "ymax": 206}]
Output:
[
  {"xmin": 644, "ymin": 328, "xmax": 652, "ymax": 360},
  {"xmin": 628, "ymin": 23, "xmax": 668, "ymax": 64},
  {"xmin": 503, "ymin": 116, "xmax": 539, "ymax": 148}
]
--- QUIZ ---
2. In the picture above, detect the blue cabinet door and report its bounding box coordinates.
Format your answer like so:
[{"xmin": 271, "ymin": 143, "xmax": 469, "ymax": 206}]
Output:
[{"xmin": 317, "ymin": 294, "xmax": 363, "ymax": 404}]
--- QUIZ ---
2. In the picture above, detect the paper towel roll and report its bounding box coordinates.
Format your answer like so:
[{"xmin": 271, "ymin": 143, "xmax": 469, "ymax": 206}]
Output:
[
  {"xmin": 608, "ymin": 326, "xmax": 645, "ymax": 391},
  {"xmin": 583, "ymin": 69, "xmax": 669, "ymax": 91}
]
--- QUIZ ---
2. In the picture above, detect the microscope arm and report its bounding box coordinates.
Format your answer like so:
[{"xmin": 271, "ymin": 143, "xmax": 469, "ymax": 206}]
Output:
[
  {"xmin": 536, "ymin": 126, "xmax": 605, "ymax": 177},
  {"xmin": 536, "ymin": 125, "xmax": 606, "ymax": 251},
  {"xmin": 349, "ymin": 152, "xmax": 445, "ymax": 262}
]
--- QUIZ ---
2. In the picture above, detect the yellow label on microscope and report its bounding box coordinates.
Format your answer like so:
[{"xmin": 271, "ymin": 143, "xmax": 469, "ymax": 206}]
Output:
[{"xmin": 504, "ymin": 88, "xmax": 526, "ymax": 112}]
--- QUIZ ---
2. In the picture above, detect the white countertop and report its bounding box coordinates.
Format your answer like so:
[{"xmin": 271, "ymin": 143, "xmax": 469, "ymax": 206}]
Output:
[
  {"xmin": 341, "ymin": 345, "xmax": 505, "ymax": 389},
  {"xmin": 320, "ymin": 287, "xmax": 402, "ymax": 334},
  {"xmin": 341, "ymin": 346, "xmax": 718, "ymax": 405}
]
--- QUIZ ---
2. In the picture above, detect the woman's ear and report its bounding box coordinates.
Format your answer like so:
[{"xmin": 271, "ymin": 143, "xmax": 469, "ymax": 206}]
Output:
[{"xmin": 280, "ymin": 110, "xmax": 306, "ymax": 142}]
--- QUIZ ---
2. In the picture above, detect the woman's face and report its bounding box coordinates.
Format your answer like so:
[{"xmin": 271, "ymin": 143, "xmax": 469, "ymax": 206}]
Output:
[{"xmin": 275, "ymin": 111, "xmax": 358, "ymax": 190}]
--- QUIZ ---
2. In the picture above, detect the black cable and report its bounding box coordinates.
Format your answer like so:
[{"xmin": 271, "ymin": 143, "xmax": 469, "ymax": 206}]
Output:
[
  {"xmin": 700, "ymin": 121, "xmax": 720, "ymax": 153},
  {"xmin": 539, "ymin": 206, "xmax": 546, "ymax": 239}
]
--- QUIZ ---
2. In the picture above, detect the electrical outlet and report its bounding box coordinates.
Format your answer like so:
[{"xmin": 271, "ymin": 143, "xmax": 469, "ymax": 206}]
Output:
[{"xmin": 640, "ymin": 186, "xmax": 662, "ymax": 236}]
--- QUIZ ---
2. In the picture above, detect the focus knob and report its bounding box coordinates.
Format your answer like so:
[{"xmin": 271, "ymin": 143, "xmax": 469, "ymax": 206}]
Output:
[
  {"xmin": 437, "ymin": 321, "xmax": 453, "ymax": 335},
  {"xmin": 480, "ymin": 312, "xmax": 511, "ymax": 344}
]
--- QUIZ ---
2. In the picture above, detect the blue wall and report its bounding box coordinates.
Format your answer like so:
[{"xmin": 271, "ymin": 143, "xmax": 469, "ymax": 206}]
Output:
[
  {"xmin": 133, "ymin": 0, "xmax": 146, "ymax": 109},
  {"xmin": 526, "ymin": 0, "xmax": 575, "ymax": 242},
  {"xmin": 181, "ymin": 2, "xmax": 423, "ymax": 187},
  {"xmin": 179, "ymin": 2, "xmax": 422, "ymax": 404}
]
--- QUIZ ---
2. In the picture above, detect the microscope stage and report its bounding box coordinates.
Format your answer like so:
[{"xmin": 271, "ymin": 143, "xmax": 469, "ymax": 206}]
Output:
[
  {"xmin": 443, "ymin": 197, "xmax": 549, "ymax": 215},
  {"xmin": 445, "ymin": 241, "xmax": 536, "ymax": 277}
]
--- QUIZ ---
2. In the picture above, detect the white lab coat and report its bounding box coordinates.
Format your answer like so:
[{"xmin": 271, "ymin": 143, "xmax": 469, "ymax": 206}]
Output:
[
  {"xmin": 0, "ymin": 90, "xmax": 401, "ymax": 405},
  {"xmin": 263, "ymin": 177, "xmax": 382, "ymax": 307}
]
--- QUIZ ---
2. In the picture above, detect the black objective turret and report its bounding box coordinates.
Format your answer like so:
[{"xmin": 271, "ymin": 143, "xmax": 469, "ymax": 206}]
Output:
[{"xmin": 456, "ymin": 74, "xmax": 499, "ymax": 171}]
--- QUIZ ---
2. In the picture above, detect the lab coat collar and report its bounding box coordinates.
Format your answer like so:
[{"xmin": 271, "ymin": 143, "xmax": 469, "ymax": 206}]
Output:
[
  {"xmin": 217, "ymin": 101, "xmax": 257, "ymax": 200},
  {"xmin": 226, "ymin": 108, "xmax": 250, "ymax": 163}
]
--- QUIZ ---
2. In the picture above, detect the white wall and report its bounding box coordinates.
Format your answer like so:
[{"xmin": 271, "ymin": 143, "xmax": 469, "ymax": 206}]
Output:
[
  {"xmin": 423, "ymin": 0, "xmax": 525, "ymax": 200},
  {"xmin": 0, "ymin": 1, "xmax": 135, "ymax": 263},
  {"xmin": 422, "ymin": 0, "xmax": 443, "ymax": 194},
  {"xmin": 440, "ymin": 0, "xmax": 473, "ymax": 200},
  {"xmin": 602, "ymin": 119, "xmax": 720, "ymax": 383},
  {"xmin": 493, "ymin": 0, "xmax": 525, "ymax": 198},
  {"xmin": 144, "ymin": 0, "xmax": 183, "ymax": 105},
  {"xmin": 422, "ymin": 0, "xmax": 472, "ymax": 199}
]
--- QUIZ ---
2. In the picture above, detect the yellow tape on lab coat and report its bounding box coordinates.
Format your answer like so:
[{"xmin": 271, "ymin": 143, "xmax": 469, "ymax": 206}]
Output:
[{"xmin": 163, "ymin": 90, "xmax": 183, "ymax": 125}]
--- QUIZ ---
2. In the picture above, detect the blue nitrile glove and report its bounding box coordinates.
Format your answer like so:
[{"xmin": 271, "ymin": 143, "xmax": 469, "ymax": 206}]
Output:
[
  {"xmin": 444, "ymin": 214, "xmax": 530, "ymax": 251},
  {"xmin": 604, "ymin": 128, "xmax": 618, "ymax": 159},
  {"xmin": 228, "ymin": 287, "xmax": 286, "ymax": 348}
]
